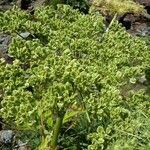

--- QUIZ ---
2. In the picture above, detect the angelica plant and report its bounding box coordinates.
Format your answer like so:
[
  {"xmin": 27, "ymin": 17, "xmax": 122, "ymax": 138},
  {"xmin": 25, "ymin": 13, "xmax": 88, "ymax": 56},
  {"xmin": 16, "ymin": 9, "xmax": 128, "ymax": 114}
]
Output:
[{"xmin": 0, "ymin": 5, "xmax": 149, "ymax": 149}]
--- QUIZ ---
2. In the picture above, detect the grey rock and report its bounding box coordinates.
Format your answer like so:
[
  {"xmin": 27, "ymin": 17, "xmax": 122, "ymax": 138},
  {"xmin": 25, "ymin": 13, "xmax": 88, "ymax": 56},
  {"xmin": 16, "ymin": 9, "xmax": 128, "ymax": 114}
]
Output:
[
  {"xmin": 20, "ymin": 32, "xmax": 31, "ymax": 39},
  {"xmin": 0, "ymin": 34, "xmax": 14, "ymax": 63},
  {"xmin": 138, "ymin": 75, "xmax": 147, "ymax": 84},
  {"xmin": 18, "ymin": 140, "xmax": 28, "ymax": 150},
  {"xmin": 0, "ymin": 34, "xmax": 11, "ymax": 45},
  {"xmin": 0, "ymin": 130, "xmax": 14, "ymax": 144},
  {"xmin": 0, "ymin": 34, "xmax": 11, "ymax": 54},
  {"xmin": 14, "ymin": 140, "xmax": 28, "ymax": 150}
]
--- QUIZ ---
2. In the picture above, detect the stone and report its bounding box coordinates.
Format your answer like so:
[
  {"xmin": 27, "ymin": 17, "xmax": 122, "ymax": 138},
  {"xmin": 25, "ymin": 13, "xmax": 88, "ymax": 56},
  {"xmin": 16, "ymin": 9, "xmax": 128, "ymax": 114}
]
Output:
[
  {"xmin": 20, "ymin": 32, "xmax": 31, "ymax": 39},
  {"xmin": 138, "ymin": 75, "xmax": 147, "ymax": 84},
  {"xmin": 135, "ymin": 0, "xmax": 150, "ymax": 6},
  {"xmin": 17, "ymin": 140, "xmax": 28, "ymax": 150},
  {"xmin": 0, "ymin": 130, "xmax": 14, "ymax": 144}
]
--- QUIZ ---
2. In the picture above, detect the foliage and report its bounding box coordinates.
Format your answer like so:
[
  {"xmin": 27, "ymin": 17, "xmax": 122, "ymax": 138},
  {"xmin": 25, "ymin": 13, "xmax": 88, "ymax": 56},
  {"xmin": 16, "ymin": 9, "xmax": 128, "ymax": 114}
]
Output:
[
  {"xmin": 39, "ymin": 0, "xmax": 90, "ymax": 13},
  {"xmin": 0, "ymin": 5, "xmax": 150, "ymax": 149},
  {"xmin": 90, "ymin": 0, "xmax": 146, "ymax": 15},
  {"xmin": 64, "ymin": 0, "xmax": 89, "ymax": 13}
]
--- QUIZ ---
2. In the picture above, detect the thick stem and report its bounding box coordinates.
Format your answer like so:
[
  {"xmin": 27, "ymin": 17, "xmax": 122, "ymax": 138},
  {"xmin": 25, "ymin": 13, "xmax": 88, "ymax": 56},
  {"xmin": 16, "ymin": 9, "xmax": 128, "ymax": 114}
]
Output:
[{"xmin": 51, "ymin": 113, "xmax": 64, "ymax": 150}]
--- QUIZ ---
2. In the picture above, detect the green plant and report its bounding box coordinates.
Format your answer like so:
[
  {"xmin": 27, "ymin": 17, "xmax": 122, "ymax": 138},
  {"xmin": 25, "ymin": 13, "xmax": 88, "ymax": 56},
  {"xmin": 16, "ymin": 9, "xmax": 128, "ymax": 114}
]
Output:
[
  {"xmin": 0, "ymin": 5, "xmax": 150, "ymax": 149},
  {"xmin": 0, "ymin": 5, "xmax": 104, "ymax": 149},
  {"xmin": 41, "ymin": 0, "xmax": 90, "ymax": 13},
  {"xmin": 90, "ymin": 0, "xmax": 146, "ymax": 15},
  {"xmin": 65, "ymin": 0, "xmax": 89, "ymax": 13}
]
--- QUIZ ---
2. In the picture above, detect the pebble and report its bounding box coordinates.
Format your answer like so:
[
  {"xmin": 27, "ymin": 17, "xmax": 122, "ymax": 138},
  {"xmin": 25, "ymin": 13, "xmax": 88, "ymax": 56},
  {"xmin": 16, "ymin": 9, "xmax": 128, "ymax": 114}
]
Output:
[
  {"xmin": 20, "ymin": 32, "xmax": 31, "ymax": 39},
  {"xmin": 138, "ymin": 75, "xmax": 147, "ymax": 84},
  {"xmin": 0, "ymin": 130, "xmax": 14, "ymax": 144}
]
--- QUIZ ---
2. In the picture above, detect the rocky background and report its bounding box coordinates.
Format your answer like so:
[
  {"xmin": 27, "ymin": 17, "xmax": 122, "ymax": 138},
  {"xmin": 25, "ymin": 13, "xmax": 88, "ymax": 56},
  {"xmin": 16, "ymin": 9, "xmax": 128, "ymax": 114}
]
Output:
[{"xmin": 123, "ymin": 0, "xmax": 150, "ymax": 36}]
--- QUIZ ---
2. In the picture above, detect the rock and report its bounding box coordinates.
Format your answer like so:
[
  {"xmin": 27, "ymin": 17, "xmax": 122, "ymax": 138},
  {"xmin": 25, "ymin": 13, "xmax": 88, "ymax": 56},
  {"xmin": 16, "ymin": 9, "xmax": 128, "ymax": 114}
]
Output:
[
  {"xmin": 0, "ymin": 0, "xmax": 12, "ymax": 5},
  {"xmin": 119, "ymin": 13, "xmax": 135, "ymax": 30},
  {"xmin": 138, "ymin": 75, "xmax": 147, "ymax": 84},
  {"xmin": 20, "ymin": 0, "xmax": 32, "ymax": 10},
  {"xmin": 20, "ymin": 32, "xmax": 31, "ymax": 39},
  {"xmin": 129, "ymin": 22, "xmax": 150, "ymax": 36},
  {"xmin": 0, "ymin": 130, "xmax": 14, "ymax": 144},
  {"xmin": 119, "ymin": 0, "xmax": 150, "ymax": 36},
  {"xmin": 135, "ymin": 0, "xmax": 150, "ymax": 15},
  {"xmin": 17, "ymin": 140, "xmax": 28, "ymax": 150},
  {"xmin": 13, "ymin": 140, "xmax": 28, "ymax": 150},
  {"xmin": 135, "ymin": 0, "xmax": 150, "ymax": 6},
  {"xmin": 3, "ymin": 54, "xmax": 14, "ymax": 64},
  {"xmin": 0, "ymin": 34, "xmax": 11, "ymax": 54},
  {"xmin": 0, "ymin": 34, "xmax": 14, "ymax": 64},
  {"xmin": 0, "ymin": 0, "xmax": 14, "ymax": 11}
]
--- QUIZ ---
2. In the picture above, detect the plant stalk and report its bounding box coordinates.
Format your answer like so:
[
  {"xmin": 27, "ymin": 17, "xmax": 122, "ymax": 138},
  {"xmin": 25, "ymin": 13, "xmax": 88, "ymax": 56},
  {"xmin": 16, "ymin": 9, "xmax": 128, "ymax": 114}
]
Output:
[
  {"xmin": 51, "ymin": 113, "xmax": 64, "ymax": 150},
  {"xmin": 105, "ymin": 13, "xmax": 117, "ymax": 33},
  {"xmin": 100, "ymin": 13, "xmax": 117, "ymax": 42}
]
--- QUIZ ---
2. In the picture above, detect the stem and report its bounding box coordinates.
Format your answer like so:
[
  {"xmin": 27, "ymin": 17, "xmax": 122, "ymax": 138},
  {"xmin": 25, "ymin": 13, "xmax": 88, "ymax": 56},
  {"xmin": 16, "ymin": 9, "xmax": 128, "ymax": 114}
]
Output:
[
  {"xmin": 77, "ymin": 89, "xmax": 91, "ymax": 123},
  {"xmin": 100, "ymin": 13, "xmax": 117, "ymax": 42},
  {"xmin": 106, "ymin": 13, "xmax": 117, "ymax": 33},
  {"xmin": 51, "ymin": 113, "xmax": 64, "ymax": 150},
  {"xmin": 40, "ymin": 111, "xmax": 45, "ymax": 138},
  {"xmin": 116, "ymin": 129, "xmax": 143, "ymax": 140}
]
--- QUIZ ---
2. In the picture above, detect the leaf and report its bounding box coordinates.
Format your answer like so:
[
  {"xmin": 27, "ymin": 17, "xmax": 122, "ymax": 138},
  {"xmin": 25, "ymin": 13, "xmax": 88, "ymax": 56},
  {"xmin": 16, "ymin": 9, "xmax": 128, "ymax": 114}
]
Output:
[
  {"xmin": 47, "ymin": 118, "xmax": 53, "ymax": 127},
  {"xmin": 63, "ymin": 110, "xmax": 84, "ymax": 124}
]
